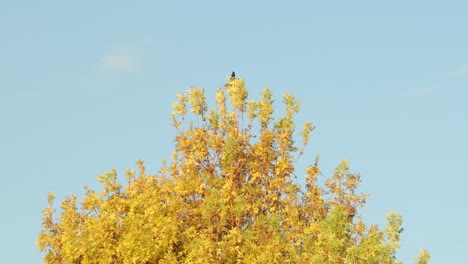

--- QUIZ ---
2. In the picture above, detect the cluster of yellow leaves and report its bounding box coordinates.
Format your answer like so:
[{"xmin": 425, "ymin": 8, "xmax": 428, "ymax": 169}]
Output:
[{"xmin": 37, "ymin": 75, "xmax": 430, "ymax": 263}]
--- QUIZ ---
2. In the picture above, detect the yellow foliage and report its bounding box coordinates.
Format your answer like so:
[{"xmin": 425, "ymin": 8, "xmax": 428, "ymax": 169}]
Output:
[{"xmin": 37, "ymin": 74, "xmax": 429, "ymax": 263}]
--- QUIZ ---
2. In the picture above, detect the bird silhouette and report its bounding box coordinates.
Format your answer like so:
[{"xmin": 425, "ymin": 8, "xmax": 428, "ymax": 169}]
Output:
[{"xmin": 230, "ymin": 71, "xmax": 235, "ymax": 81}]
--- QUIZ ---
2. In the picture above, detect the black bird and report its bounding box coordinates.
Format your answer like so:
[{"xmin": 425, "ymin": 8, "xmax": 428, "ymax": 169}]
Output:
[{"xmin": 230, "ymin": 71, "xmax": 235, "ymax": 81}]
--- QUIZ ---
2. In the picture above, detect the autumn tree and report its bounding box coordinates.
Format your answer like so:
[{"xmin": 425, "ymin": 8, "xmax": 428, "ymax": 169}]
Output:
[{"xmin": 37, "ymin": 74, "xmax": 430, "ymax": 263}]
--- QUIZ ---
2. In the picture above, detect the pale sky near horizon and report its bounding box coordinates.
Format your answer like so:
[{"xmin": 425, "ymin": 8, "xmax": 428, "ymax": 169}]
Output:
[{"xmin": 1, "ymin": 1, "xmax": 467, "ymax": 263}]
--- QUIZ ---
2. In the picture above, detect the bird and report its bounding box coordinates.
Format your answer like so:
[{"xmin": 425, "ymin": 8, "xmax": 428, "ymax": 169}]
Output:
[{"xmin": 230, "ymin": 71, "xmax": 235, "ymax": 81}]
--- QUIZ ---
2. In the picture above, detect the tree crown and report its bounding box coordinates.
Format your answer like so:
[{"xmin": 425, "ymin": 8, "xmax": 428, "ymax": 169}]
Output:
[{"xmin": 37, "ymin": 74, "xmax": 429, "ymax": 263}]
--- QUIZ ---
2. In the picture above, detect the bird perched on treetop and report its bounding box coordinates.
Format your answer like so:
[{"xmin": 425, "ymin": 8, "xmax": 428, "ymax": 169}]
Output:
[{"xmin": 230, "ymin": 71, "xmax": 235, "ymax": 81}]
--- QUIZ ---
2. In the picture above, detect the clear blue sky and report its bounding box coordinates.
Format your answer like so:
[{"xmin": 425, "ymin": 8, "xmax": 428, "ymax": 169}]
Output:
[{"xmin": 1, "ymin": 1, "xmax": 466, "ymax": 262}]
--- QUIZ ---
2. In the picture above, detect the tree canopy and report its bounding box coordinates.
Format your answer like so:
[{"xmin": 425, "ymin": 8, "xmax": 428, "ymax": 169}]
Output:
[{"xmin": 37, "ymin": 75, "xmax": 430, "ymax": 263}]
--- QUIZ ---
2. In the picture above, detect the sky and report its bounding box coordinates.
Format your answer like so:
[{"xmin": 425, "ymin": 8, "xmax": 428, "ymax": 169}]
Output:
[{"xmin": 1, "ymin": 1, "xmax": 467, "ymax": 263}]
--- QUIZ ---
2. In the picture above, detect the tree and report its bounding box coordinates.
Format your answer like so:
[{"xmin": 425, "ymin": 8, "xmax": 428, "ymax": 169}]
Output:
[{"xmin": 37, "ymin": 74, "xmax": 430, "ymax": 263}]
